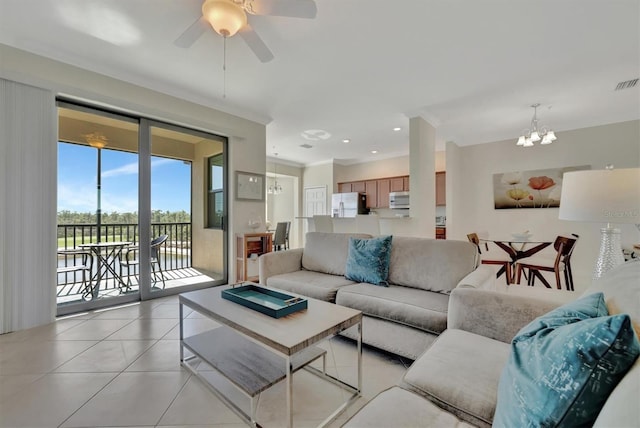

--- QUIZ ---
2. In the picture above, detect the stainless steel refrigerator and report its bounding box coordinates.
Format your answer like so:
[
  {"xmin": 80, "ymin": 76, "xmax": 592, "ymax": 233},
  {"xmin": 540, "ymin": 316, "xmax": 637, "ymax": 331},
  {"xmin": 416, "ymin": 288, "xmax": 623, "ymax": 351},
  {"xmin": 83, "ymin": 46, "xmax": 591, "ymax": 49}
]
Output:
[{"xmin": 331, "ymin": 192, "xmax": 369, "ymax": 218}]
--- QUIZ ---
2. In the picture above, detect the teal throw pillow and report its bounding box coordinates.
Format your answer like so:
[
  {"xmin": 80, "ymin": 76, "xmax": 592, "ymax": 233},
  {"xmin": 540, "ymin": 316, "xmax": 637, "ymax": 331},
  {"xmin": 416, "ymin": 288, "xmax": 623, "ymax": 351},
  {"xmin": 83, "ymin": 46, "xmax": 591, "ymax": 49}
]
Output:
[
  {"xmin": 494, "ymin": 292, "xmax": 640, "ymax": 427},
  {"xmin": 345, "ymin": 235, "xmax": 393, "ymax": 286}
]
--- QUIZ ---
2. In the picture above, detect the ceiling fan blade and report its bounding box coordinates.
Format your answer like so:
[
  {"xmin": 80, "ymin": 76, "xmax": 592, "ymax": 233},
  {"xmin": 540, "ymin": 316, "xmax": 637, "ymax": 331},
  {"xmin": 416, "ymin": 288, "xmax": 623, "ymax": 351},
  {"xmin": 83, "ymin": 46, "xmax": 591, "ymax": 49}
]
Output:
[
  {"xmin": 238, "ymin": 24, "xmax": 274, "ymax": 63},
  {"xmin": 246, "ymin": 0, "xmax": 317, "ymax": 18},
  {"xmin": 174, "ymin": 17, "xmax": 209, "ymax": 48}
]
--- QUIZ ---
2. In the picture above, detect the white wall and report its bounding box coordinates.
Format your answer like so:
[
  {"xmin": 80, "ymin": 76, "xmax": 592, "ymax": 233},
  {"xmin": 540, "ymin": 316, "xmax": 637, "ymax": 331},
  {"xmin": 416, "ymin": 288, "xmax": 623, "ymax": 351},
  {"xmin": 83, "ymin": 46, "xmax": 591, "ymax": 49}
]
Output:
[{"xmin": 448, "ymin": 120, "xmax": 640, "ymax": 292}]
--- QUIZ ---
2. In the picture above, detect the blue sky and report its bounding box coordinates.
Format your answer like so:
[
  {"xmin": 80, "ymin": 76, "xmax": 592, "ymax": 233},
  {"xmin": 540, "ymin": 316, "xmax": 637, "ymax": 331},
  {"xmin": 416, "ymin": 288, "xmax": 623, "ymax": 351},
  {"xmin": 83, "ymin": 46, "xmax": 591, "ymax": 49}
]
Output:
[{"xmin": 58, "ymin": 143, "xmax": 191, "ymax": 213}]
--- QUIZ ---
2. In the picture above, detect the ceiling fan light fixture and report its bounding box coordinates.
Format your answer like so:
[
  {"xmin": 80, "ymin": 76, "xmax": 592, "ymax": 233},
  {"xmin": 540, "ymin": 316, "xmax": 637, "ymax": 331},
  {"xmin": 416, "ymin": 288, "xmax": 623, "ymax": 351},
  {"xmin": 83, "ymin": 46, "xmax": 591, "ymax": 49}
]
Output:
[{"xmin": 202, "ymin": 0, "xmax": 247, "ymax": 37}]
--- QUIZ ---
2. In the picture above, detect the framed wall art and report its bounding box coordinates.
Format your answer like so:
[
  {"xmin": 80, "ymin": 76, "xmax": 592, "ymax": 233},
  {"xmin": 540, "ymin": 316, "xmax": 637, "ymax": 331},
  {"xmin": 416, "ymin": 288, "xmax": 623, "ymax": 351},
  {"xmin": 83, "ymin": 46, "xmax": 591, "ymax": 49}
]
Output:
[
  {"xmin": 236, "ymin": 171, "xmax": 265, "ymax": 201},
  {"xmin": 493, "ymin": 165, "xmax": 590, "ymax": 209}
]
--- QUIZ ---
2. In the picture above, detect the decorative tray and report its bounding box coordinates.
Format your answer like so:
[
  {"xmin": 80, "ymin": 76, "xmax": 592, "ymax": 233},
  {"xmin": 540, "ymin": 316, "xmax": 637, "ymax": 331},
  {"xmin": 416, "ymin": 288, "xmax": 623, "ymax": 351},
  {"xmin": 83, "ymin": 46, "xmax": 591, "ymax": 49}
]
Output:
[{"xmin": 221, "ymin": 283, "xmax": 308, "ymax": 318}]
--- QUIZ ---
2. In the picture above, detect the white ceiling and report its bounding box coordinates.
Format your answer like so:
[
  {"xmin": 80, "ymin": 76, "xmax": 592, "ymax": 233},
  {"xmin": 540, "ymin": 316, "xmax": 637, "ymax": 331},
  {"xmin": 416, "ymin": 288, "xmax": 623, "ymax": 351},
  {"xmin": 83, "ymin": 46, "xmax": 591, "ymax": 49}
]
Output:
[{"xmin": 1, "ymin": 0, "xmax": 639, "ymax": 166}]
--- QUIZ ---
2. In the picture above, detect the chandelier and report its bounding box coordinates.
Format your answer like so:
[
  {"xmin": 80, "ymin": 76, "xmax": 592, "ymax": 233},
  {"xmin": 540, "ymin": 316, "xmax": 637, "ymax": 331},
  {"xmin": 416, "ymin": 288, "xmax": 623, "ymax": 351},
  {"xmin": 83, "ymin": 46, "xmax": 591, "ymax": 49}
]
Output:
[
  {"xmin": 268, "ymin": 155, "xmax": 283, "ymax": 195},
  {"xmin": 516, "ymin": 103, "xmax": 557, "ymax": 147}
]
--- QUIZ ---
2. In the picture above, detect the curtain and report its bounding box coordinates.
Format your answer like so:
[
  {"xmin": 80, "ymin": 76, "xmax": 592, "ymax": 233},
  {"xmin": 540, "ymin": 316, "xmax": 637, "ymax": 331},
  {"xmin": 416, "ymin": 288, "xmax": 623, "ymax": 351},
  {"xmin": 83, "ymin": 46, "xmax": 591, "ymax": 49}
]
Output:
[{"xmin": 0, "ymin": 78, "xmax": 57, "ymax": 334}]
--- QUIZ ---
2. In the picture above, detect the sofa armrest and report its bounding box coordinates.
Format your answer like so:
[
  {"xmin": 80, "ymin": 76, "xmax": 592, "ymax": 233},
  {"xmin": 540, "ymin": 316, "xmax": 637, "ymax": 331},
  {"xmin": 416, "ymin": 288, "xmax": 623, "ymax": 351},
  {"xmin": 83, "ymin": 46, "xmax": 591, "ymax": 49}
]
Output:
[
  {"xmin": 447, "ymin": 288, "xmax": 562, "ymax": 343},
  {"xmin": 455, "ymin": 265, "xmax": 496, "ymax": 290},
  {"xmin": 258, "ymin": 248, "xmax": 304, "ymax": 285}
]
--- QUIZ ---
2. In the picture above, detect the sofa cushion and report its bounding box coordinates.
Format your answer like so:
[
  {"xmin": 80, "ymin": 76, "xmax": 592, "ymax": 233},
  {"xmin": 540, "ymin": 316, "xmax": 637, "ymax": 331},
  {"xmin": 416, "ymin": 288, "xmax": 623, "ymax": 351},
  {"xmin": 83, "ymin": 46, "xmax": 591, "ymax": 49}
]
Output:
[
  {"xmin": 265, "ymin": 270, "xmax": 358, "ymax": 302},
  {"xmin": 345, "ymin": 235, "xmax": 393, "ymax": 286},
  {"xmin": 590, "ymin": 261, "xmax": 640, "ymax": 427},
  {"xmin": 301, "ymin": 232, "xmax": 371, "ymax": 276},
  {"xmin": 387, "ymin": 237, "xmax": 478, "ymax": 293},
  {"xmin": 494, "ymin": 292, "xmax": 640, "ymax": 428},
  {"xmin": 402, "ymin": 329, "xmax": 510, "ymax": 428},
  {"xmin": 336, "ymin": 283, "xmax": 449, "ymax": 335},
  {"xmin": 343, "ymin": 386, "xmax": 475, "ymax": 428}
]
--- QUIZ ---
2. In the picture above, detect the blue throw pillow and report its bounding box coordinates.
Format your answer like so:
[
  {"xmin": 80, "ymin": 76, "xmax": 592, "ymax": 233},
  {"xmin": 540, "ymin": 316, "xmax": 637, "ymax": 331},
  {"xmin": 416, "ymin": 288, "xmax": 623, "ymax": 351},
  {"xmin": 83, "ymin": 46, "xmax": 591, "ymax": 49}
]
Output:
[
  {"xmin": 494, "ymin": 292, "xmax": 640, "ymax": 427},
  {"xmin": 345, "ymin": 235, "xmax": 393, "ymax": 286}
]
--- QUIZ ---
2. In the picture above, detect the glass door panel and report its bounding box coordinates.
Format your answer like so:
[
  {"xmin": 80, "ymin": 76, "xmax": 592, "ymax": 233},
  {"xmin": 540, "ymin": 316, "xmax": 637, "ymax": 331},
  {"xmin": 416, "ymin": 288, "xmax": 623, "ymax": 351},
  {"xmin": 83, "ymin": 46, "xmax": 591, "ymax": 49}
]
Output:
[
  {"xmin": 57, "ymin": 103, "xmax": 140, "ymax": 315},
  {"xmin": 147, "ymin": 123, "xmax": 227, "ymax": 296}
]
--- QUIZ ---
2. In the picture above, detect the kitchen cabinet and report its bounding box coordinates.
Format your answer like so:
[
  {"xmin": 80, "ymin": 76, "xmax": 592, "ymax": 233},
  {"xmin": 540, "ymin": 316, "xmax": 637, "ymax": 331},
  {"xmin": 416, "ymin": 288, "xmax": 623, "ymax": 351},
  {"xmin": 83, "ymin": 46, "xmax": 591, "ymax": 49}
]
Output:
[
  {"xmin": 351, "ymin": 181, "xmax": 366, "ymax": 193},
  {"xmin": 436, "ymin": 172, "xmax": 446, "ymax": 206},
  {"xmin": 436, "ymin": 227, "xmax": 446, "ymax": 240},
  {"xmin": 403, "ymin": 176, "xmax": 409, "ymax": 191},
  {"xmin": 236, "ymin": 233, "xmax": 272, "ymax": 282},
  {"xmin": 390, "ymin": 177, "xmax": 404, "ymax": 192},
  {"xmin": 365, "ymin": 180, "xmax": 378, "ymax": 208},
  {"xmin": 338, "ymin": 182, "xmax": 351, "ymax": 193},
  {"xmin": 377, "ymin": 179, "xmax": 391, "ymax": 208}
]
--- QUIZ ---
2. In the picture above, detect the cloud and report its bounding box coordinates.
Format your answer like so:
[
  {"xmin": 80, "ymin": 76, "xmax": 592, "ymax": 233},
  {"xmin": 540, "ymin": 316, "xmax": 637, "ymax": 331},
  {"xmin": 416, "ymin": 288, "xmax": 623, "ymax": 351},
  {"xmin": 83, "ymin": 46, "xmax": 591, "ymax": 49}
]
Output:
[{"xmin": 102, "ymin": 158, "xmax": 175, "ymax": 179}]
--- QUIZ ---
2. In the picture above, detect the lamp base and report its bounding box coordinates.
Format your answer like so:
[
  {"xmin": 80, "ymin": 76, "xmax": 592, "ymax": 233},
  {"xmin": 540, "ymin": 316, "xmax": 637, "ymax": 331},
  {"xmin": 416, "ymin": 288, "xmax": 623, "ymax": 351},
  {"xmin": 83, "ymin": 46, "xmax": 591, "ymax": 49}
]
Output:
[{"xmin": 593, "ymin": 227, "xmax": 625, "ymax": 279}]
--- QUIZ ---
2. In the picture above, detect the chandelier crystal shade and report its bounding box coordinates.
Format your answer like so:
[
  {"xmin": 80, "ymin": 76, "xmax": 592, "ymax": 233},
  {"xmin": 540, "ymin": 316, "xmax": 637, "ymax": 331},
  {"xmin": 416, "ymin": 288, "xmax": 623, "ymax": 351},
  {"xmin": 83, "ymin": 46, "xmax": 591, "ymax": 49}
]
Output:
[
  {"xmin": 268, "ymin": 156, "xmax": 283, "ymax": 195},
  {"xmin": 516, "ymin": 103, "xmax": 557, "ymax": 147}
]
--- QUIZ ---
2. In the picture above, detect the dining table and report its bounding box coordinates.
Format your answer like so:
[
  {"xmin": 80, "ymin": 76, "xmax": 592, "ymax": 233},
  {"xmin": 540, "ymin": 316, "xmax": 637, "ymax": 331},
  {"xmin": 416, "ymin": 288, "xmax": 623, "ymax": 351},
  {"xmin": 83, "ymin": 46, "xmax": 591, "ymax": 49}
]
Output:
[
  {"xmin": 79, "ymin": 241, "xmax": 132, "ymax": 299},
  {"xmin": 479, "ymin": 236, "xmax": 553, "ymax": 283}
]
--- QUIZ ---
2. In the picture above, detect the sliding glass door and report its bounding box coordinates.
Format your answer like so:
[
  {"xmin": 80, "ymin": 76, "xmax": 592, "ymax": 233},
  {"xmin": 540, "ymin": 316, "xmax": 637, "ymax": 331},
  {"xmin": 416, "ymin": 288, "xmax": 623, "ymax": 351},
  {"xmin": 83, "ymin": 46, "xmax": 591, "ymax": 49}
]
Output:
[{"xmin": 57, "ymin": 102, "xmax": 228, "ymax": 315}]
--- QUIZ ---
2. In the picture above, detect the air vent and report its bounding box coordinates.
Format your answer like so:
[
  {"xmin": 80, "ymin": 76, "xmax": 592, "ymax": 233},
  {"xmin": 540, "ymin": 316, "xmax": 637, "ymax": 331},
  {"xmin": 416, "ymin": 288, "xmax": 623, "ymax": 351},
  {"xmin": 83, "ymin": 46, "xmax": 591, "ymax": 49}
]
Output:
[
  {"xmin": 615, "ymin": 78, "xmax": 638, "ymax": 91},
  {"xmin": 299, "ymin": 143, "xmax": 313, "ymax": 149}
]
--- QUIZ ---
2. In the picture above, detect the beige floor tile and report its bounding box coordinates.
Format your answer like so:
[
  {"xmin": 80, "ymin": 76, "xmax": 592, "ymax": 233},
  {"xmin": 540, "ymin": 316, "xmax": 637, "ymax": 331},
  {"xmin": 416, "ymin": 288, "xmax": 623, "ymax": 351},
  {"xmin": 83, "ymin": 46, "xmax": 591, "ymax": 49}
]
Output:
[
  {"xmin": 90, "ymin": 302, "xmax": 149, "ymax": 319},
  {"xmin": 0, "ymin": 340, "xmax": 97, "ymax": 375},
  {"xmin": 0, "ymin": 374, "xmax": 43, "ymax": 403},
  {"xmin": 61, "ymin": 371, "xmax": 191, "ymax": 427},
  {"xmin": 0, "ymin": 319, "xmax": 87, "ymax": 344},
  {"xmin": 106, "ymin": 318, "xmax": 179, "ymax": 340},
  {"xmin": 54, "ymin": 319, "xmax": 135, "ymax": 341},
  {"xmin": 157, "ymin": 425, "xmax": 245, "ymax": 428},
  {"xmin": 125, "ymin": 339, "xmax": 184, "ymax": 372},
  {"xmin": 163, "ymin": 318, "xmax": 222, "ymax": 340},
  {"xmin": 158, "ymin": 375, "xmax": 242, "ymax": 426},
  {"xmin": 0, "ymin": 372, "xmax": 116, "ymax": 427},
  {"xmin": 140, "ymin": 302, "xmax": 189, "ymax": 319},
  {"xmin": 54, "ymin": 340, "xmax": 156, "ymax": 373},
  {"xmin": 336, "ymin": 360, "xmax": 406, "ymax": 400}
]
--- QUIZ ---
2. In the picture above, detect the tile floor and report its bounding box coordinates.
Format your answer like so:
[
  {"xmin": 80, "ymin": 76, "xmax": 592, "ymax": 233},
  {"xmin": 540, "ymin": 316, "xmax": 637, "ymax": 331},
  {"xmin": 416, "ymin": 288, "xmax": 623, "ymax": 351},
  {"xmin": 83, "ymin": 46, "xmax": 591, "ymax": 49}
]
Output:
[{"xmin": 0, "ymin": 295, "xmax": 411, "ymax": 428}]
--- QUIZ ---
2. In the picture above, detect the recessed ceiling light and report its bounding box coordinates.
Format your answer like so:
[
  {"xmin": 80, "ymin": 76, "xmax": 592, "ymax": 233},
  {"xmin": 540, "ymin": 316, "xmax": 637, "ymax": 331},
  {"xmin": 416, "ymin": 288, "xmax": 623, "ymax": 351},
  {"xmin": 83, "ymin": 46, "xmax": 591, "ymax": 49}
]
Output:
[
  {"xmin": 393, "ymin": 127, "xmax": 401, "ymax": 131},
  {"xmin": 371, "ymin": 150, "xmax": 378, "ymax": 154},
  {"xmin": 342, "ymin": 139, "xmax": 350, "ymax": 143}
]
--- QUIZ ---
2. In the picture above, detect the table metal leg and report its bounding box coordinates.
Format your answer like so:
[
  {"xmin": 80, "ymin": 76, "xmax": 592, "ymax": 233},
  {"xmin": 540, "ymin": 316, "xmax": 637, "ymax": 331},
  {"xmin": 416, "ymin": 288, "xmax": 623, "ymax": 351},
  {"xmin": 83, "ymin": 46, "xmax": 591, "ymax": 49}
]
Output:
[
  {"xmin": 357, "ymin": 320, "xmax": 362, "ymax": 393},
  {"xmin": 286, "ymin": 355, "xmax": 293, "ymax": 428},
  {"xmin": 179, "ymin": 302, "xmax": 184, "ymax": 363}
]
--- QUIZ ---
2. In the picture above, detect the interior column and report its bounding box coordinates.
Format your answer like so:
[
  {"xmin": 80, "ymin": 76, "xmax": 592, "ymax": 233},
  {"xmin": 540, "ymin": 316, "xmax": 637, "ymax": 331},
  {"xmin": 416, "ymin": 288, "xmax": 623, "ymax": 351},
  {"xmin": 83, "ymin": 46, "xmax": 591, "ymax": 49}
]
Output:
[{"xmin": 409, "ymin": 116, "xmax": 436, "ymax": 238}]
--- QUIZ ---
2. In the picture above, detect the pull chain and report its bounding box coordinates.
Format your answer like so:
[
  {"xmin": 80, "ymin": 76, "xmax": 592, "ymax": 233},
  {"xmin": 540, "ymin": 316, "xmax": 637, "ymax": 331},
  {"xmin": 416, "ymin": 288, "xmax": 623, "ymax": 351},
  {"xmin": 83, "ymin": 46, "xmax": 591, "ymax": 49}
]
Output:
[{"xmin": 223, "ymin": 36, "xmax": 227, "ymax": 99}]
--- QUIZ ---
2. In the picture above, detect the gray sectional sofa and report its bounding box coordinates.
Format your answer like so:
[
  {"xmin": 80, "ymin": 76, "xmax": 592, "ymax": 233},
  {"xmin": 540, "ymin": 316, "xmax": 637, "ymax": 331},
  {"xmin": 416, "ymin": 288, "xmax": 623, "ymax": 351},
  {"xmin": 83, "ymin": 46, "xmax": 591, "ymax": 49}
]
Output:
[
  {"xmin": 343, "ymin": 260, "xmax": 640, "ymax": 427},
  {"xmin": 259, "ymin": 232, "xmax": 495, "ymax": 359}
]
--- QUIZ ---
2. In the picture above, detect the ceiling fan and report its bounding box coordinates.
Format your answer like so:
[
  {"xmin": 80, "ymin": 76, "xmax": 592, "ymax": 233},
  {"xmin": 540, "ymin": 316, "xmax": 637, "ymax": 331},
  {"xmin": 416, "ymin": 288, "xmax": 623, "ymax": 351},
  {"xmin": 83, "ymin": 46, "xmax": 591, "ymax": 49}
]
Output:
[{"xmin": 174, "ymin": 0, "xmax": 317, "ymax": 63}]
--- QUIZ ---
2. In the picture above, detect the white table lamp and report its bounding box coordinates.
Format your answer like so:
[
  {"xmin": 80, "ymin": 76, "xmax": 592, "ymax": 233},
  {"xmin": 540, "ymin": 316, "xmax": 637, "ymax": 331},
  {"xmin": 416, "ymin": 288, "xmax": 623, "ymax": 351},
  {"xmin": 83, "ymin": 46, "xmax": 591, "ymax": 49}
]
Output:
[{"xmin": 559, "ymin": 167, "xmax": 640, "ymax": 278}]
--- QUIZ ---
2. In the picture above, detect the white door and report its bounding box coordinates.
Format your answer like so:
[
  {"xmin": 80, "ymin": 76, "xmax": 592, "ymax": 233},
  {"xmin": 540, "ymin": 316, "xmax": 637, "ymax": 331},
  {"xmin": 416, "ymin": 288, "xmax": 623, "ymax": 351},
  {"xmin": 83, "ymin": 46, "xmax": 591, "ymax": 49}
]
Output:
[{"xmin": 304, "ymin": 186, "xmax": 327, "ymax": 238}]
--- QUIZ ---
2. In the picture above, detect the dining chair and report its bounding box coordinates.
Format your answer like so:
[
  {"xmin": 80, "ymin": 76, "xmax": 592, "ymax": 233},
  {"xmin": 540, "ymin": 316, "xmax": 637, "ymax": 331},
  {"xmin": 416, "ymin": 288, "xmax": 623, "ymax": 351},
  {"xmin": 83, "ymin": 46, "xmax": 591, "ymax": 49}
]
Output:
[
  {"xmin": 284, "ymin": 221, "xmax": 291, "ymax": 249},
  {"xmin": 514, "ymin": 234, "xmax": 579, "ymax": 290},
  {"xmin": 467, "ymin": 233, "xmax": 513, "ymax": 285},
  {"xmin": 273, "ymin": 222, "xmax": 288, "ymax": 251},
  {"xmin": 119, "ymin": 234, "xmax": 169, "ymax": 289},
  {"xmin": 57, "ymin": 249, "xmax": 94, "ymax": 300}
]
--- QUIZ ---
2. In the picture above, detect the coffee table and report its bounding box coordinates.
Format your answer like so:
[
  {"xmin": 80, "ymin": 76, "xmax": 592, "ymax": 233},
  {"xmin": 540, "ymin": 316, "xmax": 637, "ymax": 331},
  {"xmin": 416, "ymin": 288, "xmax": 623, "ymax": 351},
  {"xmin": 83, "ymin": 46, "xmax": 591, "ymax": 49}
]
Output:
[{"xmin": 179, "ymin": 284, "xmax": 363, "ymax": 428}]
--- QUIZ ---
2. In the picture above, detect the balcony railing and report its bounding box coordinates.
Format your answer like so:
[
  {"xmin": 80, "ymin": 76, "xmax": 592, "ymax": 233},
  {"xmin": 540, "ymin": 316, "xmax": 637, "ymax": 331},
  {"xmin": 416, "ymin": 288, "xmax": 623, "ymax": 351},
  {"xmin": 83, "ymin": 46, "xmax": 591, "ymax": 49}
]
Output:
[{"xmin": 57, "ymin": 222, "xmax": 192, "ymax": 288}]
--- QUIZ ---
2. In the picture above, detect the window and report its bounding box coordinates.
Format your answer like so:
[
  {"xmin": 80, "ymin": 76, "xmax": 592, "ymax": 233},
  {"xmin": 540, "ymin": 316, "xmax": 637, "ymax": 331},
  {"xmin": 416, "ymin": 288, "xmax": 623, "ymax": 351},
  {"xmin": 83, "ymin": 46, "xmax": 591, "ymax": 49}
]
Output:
[{"xmin": 208, "ymin": 153, "xmax": 224, "ymax": 228}]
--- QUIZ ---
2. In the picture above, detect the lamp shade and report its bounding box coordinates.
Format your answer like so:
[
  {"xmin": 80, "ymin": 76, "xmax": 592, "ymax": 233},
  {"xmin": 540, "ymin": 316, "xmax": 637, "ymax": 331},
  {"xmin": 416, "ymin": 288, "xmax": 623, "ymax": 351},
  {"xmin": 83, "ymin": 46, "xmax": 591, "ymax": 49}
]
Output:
[
  {"xmin": 202, "ymin": 0, "xmax": 247, "ymax": 37},
  {"xmin": 559, "ymin": 168, "xmax": 640, "ymax": 224}
]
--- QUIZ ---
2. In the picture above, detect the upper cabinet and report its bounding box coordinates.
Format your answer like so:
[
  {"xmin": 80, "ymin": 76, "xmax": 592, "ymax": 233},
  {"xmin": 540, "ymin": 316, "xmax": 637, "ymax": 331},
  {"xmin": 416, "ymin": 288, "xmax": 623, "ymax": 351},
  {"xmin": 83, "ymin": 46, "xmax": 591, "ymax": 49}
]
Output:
[
  {"xmin": 339, "ymin": 173, "xmax": 443, "ymax": 208},
  {"xmin": 436, "ymin": 172, "xmax": 446, "ymax": 206}
]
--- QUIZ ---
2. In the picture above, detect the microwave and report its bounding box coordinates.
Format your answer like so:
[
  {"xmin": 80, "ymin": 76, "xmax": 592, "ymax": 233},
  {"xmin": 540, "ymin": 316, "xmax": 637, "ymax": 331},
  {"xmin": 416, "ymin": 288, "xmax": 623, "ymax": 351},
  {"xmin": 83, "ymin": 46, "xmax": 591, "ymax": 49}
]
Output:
[{"xmin": 389, "ymin": 191, "xmax": 410, "ymax": 209}]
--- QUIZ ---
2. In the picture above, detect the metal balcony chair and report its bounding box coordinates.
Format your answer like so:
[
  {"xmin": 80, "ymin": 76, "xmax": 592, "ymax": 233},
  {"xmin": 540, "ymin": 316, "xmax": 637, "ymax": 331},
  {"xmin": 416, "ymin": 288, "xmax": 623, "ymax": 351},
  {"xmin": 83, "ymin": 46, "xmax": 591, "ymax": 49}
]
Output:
[
  {"xmin": 57, "ymin": 249, "xmax": 94, "ymax": 300},
  {"xmin": 119, "ymin": 234, "xmax": 169, "ymax": 289},
  {"xmin": 515, "ymin": 234, "xmax": 579, "ymax": 290},
  {"xmin": 467, "ymin": 233, "xmax": 513, "ymax": 285}
]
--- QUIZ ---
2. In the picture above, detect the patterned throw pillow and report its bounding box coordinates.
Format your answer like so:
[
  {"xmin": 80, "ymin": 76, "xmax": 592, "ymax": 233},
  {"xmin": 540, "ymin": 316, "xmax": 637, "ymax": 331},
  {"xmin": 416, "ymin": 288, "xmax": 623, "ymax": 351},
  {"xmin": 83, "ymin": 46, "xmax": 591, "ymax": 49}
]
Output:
[
  {"xmin": 494, "ymin": 292, "xmax": 640, "ymax": 427},
  {"xmin": 345, "ymin": 235, "xmax": 393, "ymax": 286}
]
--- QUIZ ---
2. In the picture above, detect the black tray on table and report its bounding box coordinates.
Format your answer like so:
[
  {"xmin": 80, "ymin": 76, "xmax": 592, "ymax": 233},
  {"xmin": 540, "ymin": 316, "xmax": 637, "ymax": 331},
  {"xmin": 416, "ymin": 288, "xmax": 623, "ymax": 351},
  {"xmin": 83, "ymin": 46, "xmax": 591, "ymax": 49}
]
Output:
[{"xmin": 221, "ymin": 283, "xmax": 308, "ymax": 318}]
